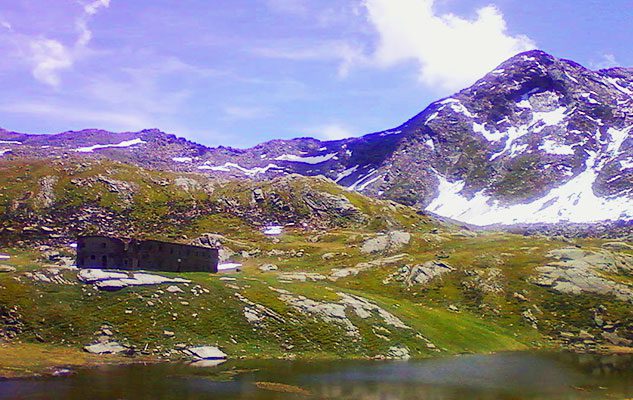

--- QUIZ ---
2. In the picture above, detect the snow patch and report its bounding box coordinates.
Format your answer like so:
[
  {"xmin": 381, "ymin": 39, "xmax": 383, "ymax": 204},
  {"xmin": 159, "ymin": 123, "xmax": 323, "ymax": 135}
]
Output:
[
  {"xmin": 621, "ymin": 158, "xmax": 633, "ymax": 169},
  {"xmin": 540, "ymin": 139, "xmax": 575, "ymax": 155},
  {"xmin": 172, "ymin": 157, "xmax": 193, "ymax": 163},
  {"xmin": 606, "ymin": 126, "xmax": 632, "ymax": 155},
  {"xmin": 73, "ymin": 138, "xmax": 146, "ymax": 153},
  {"xmin": 473, "ymin": 122, "xmax": 505, "ymax": 142},
  {"xmin": 218, "ymin": 263, "xmax": 241, "ymax": 271},
  {"xmin": 335, "ymin": 165, "xmax": 359, "ymax": 183},
  {"xmin": 0, "ymin": 140, "xmax": 22, "ymax": 144},
  {"xmin": 0, "ymin": 149, "xmax": 11, "ymax": 156},
  {"xmin": 348, "ymin": 169, "xmax": 378, "ymax": 191},
  {"xmin": 425, "ymin": 112, "xmax": 439, "ymax": 124},
  {"xmin": 426, "ymin": 154, "xmax": 632, "ymax": 225},
  {"xmin": 274, "ymin": 153, "xmax": 336, "ymax": 164},
  {"xmin": 197, "ymin": 162, "xmax": 282, "ymax": 176},
  {"xmin": 263, "ymin": 225, "xmax": 283, "ymax": 235},
  {"xmin": 605, "ymin": 77, "xmax": 633, "ymax": 96}
]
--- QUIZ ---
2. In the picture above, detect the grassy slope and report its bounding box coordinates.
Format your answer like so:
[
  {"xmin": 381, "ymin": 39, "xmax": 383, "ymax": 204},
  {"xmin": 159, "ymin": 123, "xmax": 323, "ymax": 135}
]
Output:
[{"xmin": 0, "ymin": 157, "xmax": 631, "ymax": 376}]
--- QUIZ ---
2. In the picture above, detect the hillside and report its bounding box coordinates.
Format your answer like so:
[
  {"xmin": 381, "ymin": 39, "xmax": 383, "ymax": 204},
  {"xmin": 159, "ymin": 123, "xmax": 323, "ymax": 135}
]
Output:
[
  {"xmin": 1, "ymin": 50, "xmax": 632, "ymax": 227},
  {"xmin": 0, "ymin": 157, "xmax": 632, "ymax": 377}
]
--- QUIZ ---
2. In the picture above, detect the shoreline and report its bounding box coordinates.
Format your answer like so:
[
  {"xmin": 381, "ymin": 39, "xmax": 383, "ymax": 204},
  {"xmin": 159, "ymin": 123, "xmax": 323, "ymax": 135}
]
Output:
[{"xmin": 2, "ymin": 342, "xmax": 631, "ymax": 381}]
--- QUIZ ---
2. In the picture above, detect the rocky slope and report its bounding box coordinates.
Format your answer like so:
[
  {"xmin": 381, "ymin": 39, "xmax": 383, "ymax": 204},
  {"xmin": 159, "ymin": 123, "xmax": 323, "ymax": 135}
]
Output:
[
  {"xmin": 1, "ymin": 50, "xmax": 632, "ymax": 226},
  {"xmin": 0, "ymin": 156, "xmax": 632, "ymax": 373}
]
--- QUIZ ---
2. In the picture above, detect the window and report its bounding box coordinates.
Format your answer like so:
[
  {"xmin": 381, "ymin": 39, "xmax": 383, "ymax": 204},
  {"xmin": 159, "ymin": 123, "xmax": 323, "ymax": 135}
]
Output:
[
  {"xmin": 102, "ymin": 242, "xmax": 106, "ymax": 248},
  {"xmin": 90, "ymin": 255, "xmax": 96, "ymax": 260}
]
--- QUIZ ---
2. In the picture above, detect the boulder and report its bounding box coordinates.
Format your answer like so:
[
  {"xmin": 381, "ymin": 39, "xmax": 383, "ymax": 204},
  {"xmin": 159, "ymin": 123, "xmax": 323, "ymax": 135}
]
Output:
[
  {"xmin": 259, "ymin": 263, "xmax": 278, "ymax": 272},
  {"xmin": 166, "ymin": 285, "xmax": 184, "ymax": 293},
  {"xmin": 0, "ymin": 265, "xmax": 16, "ymax": 273},
  {"xmin": 78, "ymin": 269, "xmax": 190, "ymax": 291},
  {"xmin": 278, "ymin": 272, "xmax": 326, "ymax": 282},
  {"xmin": 321, "ymin": 253, "xmax": 336, "ymax": 261},
  {"xmin": 384, "ymin": 261, "xmax": 453, "ymax": 286},
  {"xmin": 84, "ymin": 341, "xmax": 128, "ymax": 354},
  {"xmin": 252, "ymin": 188, "xmax": 265, "ymax": 203},
  {"xmin": 361, "ymin": 231, "xmax": 410, "ymax": 254},
  {"xmin": 185, "ymin": 346, "xmax": 227, "ymax": 360},
  {"xmin": 302, "ymin": 191, "xmax": 365, "ymax": 222},
  {"xmin": 386, "ymin": 345, "xmax": 410, "ymax": 360},
  {"xmin": 533, "ymin": 248, "xmax": 633, "ymax": 303}
]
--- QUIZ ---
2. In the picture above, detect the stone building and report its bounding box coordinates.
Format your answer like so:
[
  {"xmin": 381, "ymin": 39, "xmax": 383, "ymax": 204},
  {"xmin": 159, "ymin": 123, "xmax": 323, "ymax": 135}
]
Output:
[{"xmin": 76, "ymin": 235, "xmax": 218, "ymax": 273}]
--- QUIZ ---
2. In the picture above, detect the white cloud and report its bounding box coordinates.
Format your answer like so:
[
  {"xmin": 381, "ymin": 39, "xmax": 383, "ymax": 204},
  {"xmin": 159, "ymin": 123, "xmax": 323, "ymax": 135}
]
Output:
[
  {"xmin": 252, "ymin": 40, "xmax": 365, "ymax": 78},
  {"xmin": 309, "ymin": 123, "xmax": 355, "ymax": 140},
  {"xmin": 362, "ymin": 0, "xmax": 536, "ymax": 91},
  {"xmin": 1, "ymin": 20, "xmax": 12, "ymax": 31},
  {"xmin": 29, "ymin": 39, "xmax": 73, "ymax": 87},
  {"xmin": 26, "ymin": 0, "xmax": 111, "ymax": 87},
  {"xmin": 84, "ymin": 0, "xmax": 111, "ymax": 16},
  {"xmin": 590, "ymin": 53, "xmax": 618, "ymax": 70}
]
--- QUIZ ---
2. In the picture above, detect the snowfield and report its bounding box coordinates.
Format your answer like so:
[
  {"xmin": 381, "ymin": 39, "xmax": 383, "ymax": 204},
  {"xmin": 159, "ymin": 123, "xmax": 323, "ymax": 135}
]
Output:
[
  {"xmin": 426, "ymin": 152, "xmax": 632, "ymax": 225},
  {"xmin": 73, "ymin": 138, "xmax": 146, "ymax": 153},
  {"xmin": 274, "ymin": 153, "xmax": 337, "ymax": 164}
]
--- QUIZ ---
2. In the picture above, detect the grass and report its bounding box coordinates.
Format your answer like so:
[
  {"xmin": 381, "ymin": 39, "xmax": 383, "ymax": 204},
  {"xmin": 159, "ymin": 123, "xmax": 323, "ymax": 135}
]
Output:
[
  {"xmin": 0, "ymin": 157, "xmax": 632, "ymax": 377},
  {"xmin": 0, "ymin": 343, "xmax": 132, "ymax": 379}
]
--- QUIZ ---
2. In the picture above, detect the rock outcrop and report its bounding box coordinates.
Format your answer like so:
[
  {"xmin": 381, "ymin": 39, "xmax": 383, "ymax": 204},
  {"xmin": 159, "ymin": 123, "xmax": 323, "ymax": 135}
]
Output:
[
  {"xmin": 361, "ymin": 231, "xmax": 411, "ymax": 254},
  {"xmin": 384, "ymin": 261, "xmax": 454, "ymax": 286},
  {"xmin": 533, "ymin": 247, "xmax": 633, "ymax": 303}
]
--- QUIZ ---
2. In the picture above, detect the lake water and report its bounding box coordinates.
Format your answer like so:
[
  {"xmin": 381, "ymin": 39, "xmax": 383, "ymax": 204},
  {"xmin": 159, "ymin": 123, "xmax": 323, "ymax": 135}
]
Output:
[{"xmin": 1, "ymin": 352, "xmax": 632, "ymax": 399}]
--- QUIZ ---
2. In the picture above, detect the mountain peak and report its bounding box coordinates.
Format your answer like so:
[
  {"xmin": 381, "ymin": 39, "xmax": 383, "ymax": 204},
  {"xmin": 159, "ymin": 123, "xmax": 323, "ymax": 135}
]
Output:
[{"xmin": 1, "ymin": 51, "xmax": 631, "ymax": 227}]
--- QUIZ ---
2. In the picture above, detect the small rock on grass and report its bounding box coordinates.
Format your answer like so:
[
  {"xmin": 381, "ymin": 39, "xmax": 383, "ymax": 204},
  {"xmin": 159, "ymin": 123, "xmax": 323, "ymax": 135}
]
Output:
[{"xmin": 0, "ymin": 265, "xmax": 16, "ymax": 273}]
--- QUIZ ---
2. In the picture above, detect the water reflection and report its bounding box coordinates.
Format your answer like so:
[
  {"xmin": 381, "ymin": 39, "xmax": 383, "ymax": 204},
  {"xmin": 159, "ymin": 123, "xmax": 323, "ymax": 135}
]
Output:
[{"xmin": 1, "ymin": 352, "xmax": 631, "ymax": 400}]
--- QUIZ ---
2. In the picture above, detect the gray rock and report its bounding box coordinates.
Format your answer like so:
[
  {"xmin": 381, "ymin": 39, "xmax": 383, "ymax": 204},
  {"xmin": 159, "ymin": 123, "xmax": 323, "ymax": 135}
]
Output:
[
  {"xmin": 602, "ymin": 331, "xmax": 632, "ymax": 346},
  {"xmin": 302, "ymin": 190, "xmax": 365, "ymax": 222},
  {"xmin": 35, "ymin": 176, "xmax": 58, "ymax": 208},
  {"xmin": 330, "ymin": 254, "xmax": 409, "ymax": 280},
  {"xmin": 252, "ymin": 188, "xmax": 265, "ymax": 203},
  {"xmin": 174, "ymin": 177, "xmax": 201, "ymax": 192},
  {"xmin": 386, "ymin": 345, "xmax": 410, "ymax": 360},
  {"xmin": 321, "ymin": 253, "xmax": 337, "ymax": 261},
  {"xmin": 533, "ymin": 247, "xmax": 633, "ymax": 303},
  {"xmin": 166, "ymin": 285, "xmax": 184, "ymax": 293},
  {"xmin": 0, "ymin": 265, "xmax": 16, "ymax": 273},
  {"xmin": 361, "ymin": 231, "xmax": 411, "ymax": 254},
  {"xmin": 385, "ymin": 260, "xmax": 453, "ymax": 286},
  {"xmin": 84, "ymin": 341, "xmax": 128, "ymax": 354},
  {"xmin": 185, "ymin": 346, "xmax": 227, "ymax": 360},
  {"xmin": 259, "ymin": 263, "xmax": 278, "ymax": 272},
  {"xmin": 278, "ymin": 272, "xmax": 326, "ymax": 282}
]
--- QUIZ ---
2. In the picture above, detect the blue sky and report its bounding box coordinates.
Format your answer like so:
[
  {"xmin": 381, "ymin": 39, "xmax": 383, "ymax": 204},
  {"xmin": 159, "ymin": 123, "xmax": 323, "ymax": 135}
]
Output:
[{"xmin": 0, "ymin": 0, "xmax": 631, "ymax": 147}]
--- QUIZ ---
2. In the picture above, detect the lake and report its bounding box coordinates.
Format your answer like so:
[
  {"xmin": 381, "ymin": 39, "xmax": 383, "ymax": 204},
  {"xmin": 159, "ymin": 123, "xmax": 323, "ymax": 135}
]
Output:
[{"xmin": 1, "ymin": 352, "xmax": 632, "ymax": 399}]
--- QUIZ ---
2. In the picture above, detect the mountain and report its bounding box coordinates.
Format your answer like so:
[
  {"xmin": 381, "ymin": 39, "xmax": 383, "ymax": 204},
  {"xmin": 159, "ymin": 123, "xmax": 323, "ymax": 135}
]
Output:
[{"xmin": 1, "ymin": 50, "xmax": 632, "ymax": 226}]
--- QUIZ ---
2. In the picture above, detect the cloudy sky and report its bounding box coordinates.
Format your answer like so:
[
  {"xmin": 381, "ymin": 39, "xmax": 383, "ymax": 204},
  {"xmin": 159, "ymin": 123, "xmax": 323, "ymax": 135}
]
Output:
[{"xmin": 0, "ymin": 0, "xmax": 630, "ymax": 147}]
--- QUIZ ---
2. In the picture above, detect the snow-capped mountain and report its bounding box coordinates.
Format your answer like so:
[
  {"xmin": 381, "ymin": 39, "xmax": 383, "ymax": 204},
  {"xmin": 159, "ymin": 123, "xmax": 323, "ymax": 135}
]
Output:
[{"xmin": 1, "ymin": 50, "xmax": 632, "ymax": 226}]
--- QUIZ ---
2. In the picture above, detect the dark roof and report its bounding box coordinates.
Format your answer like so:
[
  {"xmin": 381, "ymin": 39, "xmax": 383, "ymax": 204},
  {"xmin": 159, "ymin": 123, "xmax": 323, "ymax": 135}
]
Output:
[{"xmin": 78, "ymin": 235, "xmax": 217, "ymax": 251}]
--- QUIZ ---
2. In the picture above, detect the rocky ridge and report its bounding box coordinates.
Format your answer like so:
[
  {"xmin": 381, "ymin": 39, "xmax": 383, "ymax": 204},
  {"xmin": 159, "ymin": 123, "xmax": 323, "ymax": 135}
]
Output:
[{"xmin": 1, "ymin": 50, "xmax": 631, "ymax": 227}]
